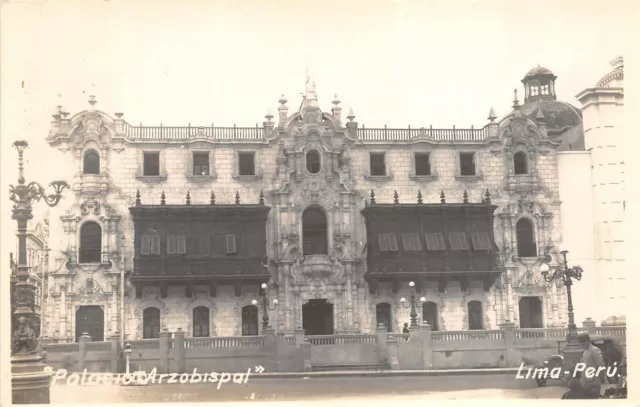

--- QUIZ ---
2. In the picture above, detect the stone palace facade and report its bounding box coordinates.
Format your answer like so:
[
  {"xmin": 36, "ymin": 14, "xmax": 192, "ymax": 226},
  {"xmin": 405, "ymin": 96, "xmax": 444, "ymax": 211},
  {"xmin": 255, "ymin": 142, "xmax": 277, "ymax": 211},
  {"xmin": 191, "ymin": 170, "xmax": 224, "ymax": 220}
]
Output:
[{"xmin": 43, "ymin": 66, "xmax": 585, "ymax": 342}]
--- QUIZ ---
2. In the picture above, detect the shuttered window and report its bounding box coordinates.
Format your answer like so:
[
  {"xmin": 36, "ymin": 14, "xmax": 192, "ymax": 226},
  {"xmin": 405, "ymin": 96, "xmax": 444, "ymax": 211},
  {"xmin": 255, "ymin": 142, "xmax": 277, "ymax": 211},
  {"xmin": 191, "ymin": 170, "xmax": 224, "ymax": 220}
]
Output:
[
  {"xmin": 401, "ymin": 233, "xmax": 422, "ymax": 251},
  {"xmin": 167, "ymin": 236, "xmax": 177, "ymax": 254},
  {"xmin": 150, "ymin": 236, "xmax": 161, "ymax": 255},
  {"xmin": 177, "ymin": 236, "xmax": 187, "ymax": 254},
  {"xmin": 448, "ymin": 232, "xmax": 469, "ymax": 250},
  {"xmin": 471, "ymin": 232, "xmax": 492, "ymax": 250},
  {"xmin": 226, "ymin": 234, "xmax": 237, "ymax": 255},
  {"xmin": 141, "ymin": 235, "xmax": 151, "ymax": 255},
  {"xmin": 377, "ymin": 233, "xmax": 399, "ymax": 252},
  {"xmin": 425, "ymin": 233, "xmax": 446, "ymax": 251}
]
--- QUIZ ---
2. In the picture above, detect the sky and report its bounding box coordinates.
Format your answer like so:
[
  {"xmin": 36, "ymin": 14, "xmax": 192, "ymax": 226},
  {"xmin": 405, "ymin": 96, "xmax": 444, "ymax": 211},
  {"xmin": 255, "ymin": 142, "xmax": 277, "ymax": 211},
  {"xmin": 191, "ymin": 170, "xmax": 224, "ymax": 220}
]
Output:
[{"xmin": 0, "ymin": 0, "xmax": 636, "ymax": 324}]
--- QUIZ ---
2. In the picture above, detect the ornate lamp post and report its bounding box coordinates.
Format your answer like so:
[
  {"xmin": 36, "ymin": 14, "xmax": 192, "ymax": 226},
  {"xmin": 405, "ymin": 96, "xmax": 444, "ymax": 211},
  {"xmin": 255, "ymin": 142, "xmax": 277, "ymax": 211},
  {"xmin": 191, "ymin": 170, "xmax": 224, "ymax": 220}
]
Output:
[
  {"xmin": 252, "ymin": 283, "xmax": 279, "ymax": 331},
  {"xmin": 9, "ymin": 140, "xmax": 69, "ymax": 404},
  {"xmin": 540, "ymin": 250, "xmax": 584, "ymax": 370},
  {"xmin": 400, "ymin": 281, "xmax": 426, "ymax": 328}
]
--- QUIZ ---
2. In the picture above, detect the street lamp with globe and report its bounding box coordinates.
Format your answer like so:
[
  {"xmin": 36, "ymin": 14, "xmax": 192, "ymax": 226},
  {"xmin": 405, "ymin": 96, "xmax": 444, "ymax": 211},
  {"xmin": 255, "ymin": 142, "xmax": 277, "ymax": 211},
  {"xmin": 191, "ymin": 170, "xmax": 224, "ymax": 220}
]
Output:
[
  {"xmin": 400, "ymin": 281, "xmax": 426, "ymax": 328},
  {"xmin": 252, "ymin": 283, "xmax": 279, "ymax": 331}
]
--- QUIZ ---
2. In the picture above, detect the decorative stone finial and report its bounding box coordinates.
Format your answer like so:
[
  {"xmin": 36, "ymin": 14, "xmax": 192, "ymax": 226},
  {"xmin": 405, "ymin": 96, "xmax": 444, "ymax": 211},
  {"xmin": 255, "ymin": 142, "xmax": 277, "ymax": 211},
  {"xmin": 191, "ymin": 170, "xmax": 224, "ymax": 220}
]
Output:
[
  {"xmin": 535, "ymin": 107, "xmax": 546, "ymax": 123},
  {"xmin": 135, "ymin": 190, "xmax": 141, "ymax": 206},
  {"xmin": 393, "ymin": 190, "xmax": 399, "ymax": 204},
  {"xmin": 160, "ymin": 191, "xmax": 166, "ymax": 206},
  {"xmin": 265, "ymin": 108, "xmax": 274, "ymax": 121},
  {"xmin": 488, "ymin": 107, "xmax": 497, "ymax": 122},
  {"xmin": 369, "ymin": 189, "xmax": 376, "ymax": 205},
  {"xmin": 332, "ymin": 94, "xmax": 340, "ymax": 106},
  {"xmin": 279, "ymin": 94, "xmax": 287, "ymax": 105},
  {"xmin": 512, "ymin": 89, "xmax": 520, "ymax": 109},
  {"xmin": 259, "ymin": 190, "xmax": 265, "ymax": 205},
  {"xmin": 88, "ymin": 95, "xmax": 97, "ymax": 106},
  {"xmin": 484, "ymin": 189, "xmax": 492, "ymax": 204},
  {"xmin": 52, "ymin": 106, "xmax": 61, "ymax": 120},
  {"xmin": 440, "ymin": 190, "xmax": 446, "ymax": 204},
  {"xmin": 210, "ymin": 191, "xmax": 216, "ymax": 205},
  {"xmin": 417, "ymin": 190, "xmax": 423, "ymax": 204},
  {"xmin": 185, "ymin": 191, "xmax": 191, "ymax": 205},
  {"xmin": 463, "ymin": 190, "xmax": 468, "ymax": 204},
  {"xmin": 347, "ymin": 107, "xmax": 355, "ymax": 121},
  {"xmin": 235, "ymin": 191, "xmax": 241, "ymax": 205},
  {"xmin": 114, "ymin": 112, "xmax": 124, "ymax": 119}
]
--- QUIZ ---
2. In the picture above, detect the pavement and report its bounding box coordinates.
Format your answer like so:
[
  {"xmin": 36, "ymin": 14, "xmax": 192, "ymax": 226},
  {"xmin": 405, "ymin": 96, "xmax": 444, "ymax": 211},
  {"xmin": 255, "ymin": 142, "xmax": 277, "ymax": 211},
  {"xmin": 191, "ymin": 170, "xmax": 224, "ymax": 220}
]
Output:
[{"xmin": 50, "ymin": 372, "xmax": 569, "ymax": 403}]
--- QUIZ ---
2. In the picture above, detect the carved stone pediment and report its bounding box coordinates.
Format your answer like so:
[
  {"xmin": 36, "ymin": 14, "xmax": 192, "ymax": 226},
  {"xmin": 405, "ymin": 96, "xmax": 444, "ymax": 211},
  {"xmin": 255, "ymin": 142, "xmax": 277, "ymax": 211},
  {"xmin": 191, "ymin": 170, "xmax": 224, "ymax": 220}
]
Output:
[{"xmin": 302, "ymin": 254, "xmax": 333, "ymax": 276}]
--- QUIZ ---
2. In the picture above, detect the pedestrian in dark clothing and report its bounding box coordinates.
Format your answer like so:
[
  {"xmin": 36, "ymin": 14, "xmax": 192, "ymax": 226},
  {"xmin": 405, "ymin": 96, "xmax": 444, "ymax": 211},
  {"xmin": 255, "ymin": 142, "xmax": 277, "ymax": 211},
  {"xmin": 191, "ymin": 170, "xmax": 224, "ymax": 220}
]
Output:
[{"xmin": 402, "ymin": 323, "xmax": 410, "ymax": 333}]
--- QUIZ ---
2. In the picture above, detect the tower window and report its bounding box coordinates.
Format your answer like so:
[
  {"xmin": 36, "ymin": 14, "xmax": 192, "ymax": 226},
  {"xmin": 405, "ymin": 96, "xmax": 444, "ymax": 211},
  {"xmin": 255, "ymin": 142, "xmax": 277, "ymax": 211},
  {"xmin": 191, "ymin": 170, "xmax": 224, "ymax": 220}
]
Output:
[
  {"xmin": 541, "ymin": 85, "xmax": 549, "ymax": 95},
  {"xmin": 459, "ymin": 153, "xmax": 476, "ymax": 176},
  {"xmin": 415, "ymin": 153, "xmax": 431, "ymax": 176},
  {"xmin": 516, "ymin": 218, "xmax": 537, "ymax": 257},
  {"xmin": 193, "ymin": 152, "xmax": 209, "ymax": 176},
  {"xmin": 370, "ymin": 153, "xmax": 386, "ymax": 176},
  {"xmin": 514, "ymin": 151, "xmax": 528, "ymax": 175},
  {"xmin": 531, "ymin": 86, "xmax": 539, "ymax": 96}
]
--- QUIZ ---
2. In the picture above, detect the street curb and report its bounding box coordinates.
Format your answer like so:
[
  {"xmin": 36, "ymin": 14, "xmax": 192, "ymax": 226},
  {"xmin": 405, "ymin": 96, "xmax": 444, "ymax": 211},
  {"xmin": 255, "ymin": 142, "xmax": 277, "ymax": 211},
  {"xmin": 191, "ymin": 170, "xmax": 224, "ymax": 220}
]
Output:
[{"xmin": 250, "ymin": 368, "xmax": 521, "ymax": 379}]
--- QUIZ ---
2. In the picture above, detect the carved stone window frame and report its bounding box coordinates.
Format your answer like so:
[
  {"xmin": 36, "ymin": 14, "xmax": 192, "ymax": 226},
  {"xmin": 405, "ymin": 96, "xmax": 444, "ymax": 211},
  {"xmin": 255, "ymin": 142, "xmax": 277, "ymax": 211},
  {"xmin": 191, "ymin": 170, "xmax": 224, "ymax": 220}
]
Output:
[
  {"xmin": 233, "ymin": 150, "xmax": 263, "ymax": 181},
  {"xmin": 136, "ymin": 148, "xmax": 167, "ymax": 183},
  {"xmin": 186, "ymin": 148, "xmax": 217, "ymax": 183},
  {"xmin": 455, "ymin": 150, "xmax": 483, "ymax": 182},
  {"xmin": 364, "ymin": 150, "xmax": 394, "ymax": 182},
  {"xmin": 409, "ymin": 150, "xmax": 438, "ymax": 182}
]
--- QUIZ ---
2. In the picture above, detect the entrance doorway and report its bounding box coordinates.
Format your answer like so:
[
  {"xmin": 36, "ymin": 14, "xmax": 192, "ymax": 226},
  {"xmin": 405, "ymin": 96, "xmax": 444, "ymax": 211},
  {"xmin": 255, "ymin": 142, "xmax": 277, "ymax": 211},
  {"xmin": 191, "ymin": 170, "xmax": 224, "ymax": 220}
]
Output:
[
  {"xmin": 76, "ymin": 306, "xmax": 104, "ymax": 342},
  {"xmin": 376, "ymin": 303, "xmax": 392, "ymax": 332},
  {"xmin": 519, "ymin": 297, "xmax": 543, "ymax": 328},
  {"xmin": 302, "ymin": 299, "xmax": 334, "ymax": 335}
]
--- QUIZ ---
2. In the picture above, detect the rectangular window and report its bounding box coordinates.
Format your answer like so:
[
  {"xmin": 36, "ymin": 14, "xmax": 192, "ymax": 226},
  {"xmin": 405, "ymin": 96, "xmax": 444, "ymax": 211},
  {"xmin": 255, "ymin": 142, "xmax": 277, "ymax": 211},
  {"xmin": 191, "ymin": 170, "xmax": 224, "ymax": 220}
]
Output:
[
  {"xmin": 386, "ymin": 233, "xmax": 398, "ymax": 251},
  {"xmin": 401, "ymin": 233, "xmax": 422, "ymax": 251},
  {"xmin": 460, "ymin": 152, "xmax": 476, "ymax": 176},
  {"xmin": 238, "ymin": 152, "xmax": 255, "ymax": 176},
  {"xmin": 141, "ymin": 235, "xmax": 151, "ymax": 255},
  {"xmin": 150, "ymin": 236, "xmax": 161, "ymax": 255},
  {"xmin": 370, "ymin": 153, "xmax": 386, "ymax": 176},
  {"xmin": 415, "ymin": 153, "xmax": 431, "ymax": 176},
  {"xmin": 448, "ymin": 232, "xmax": 469, "ymax": 250},
  {"xmin": 378, "ymin": 234, "xmax": 389, "ymax": 252},
  {"xmin": 177, "ymin": 236, "xmax": 187, "ymax": 254},
  {"xmin": 143, "ymin": 152, "xmax": 160, "ymax": 176},
  {"xmin": 425, "ymin": 233, "xmax": 446, "ymax": 251},
  {"xmin": 193, "ymin": 152, "xmax": 210, "ymax": 176},
  {"xmin": 226, "ymin": 234, "xmax": 237, "ymax": 254},
  {"xmin": 471, "ymin": 232, "xmax": 493, "ymax": 250},
  {"xmin": 167, "ymin": 236, "xmax": 177, "ymax": 254}
]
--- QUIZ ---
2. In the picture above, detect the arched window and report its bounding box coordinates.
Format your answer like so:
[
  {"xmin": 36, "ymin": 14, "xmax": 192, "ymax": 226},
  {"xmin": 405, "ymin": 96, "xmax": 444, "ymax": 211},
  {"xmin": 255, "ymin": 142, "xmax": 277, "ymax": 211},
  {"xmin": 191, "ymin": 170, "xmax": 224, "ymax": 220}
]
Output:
[
  {"xmin": 193, "ymin": 306, "xmax": 210, "ymax": 337},
  {"xmin": 241, "ymin": 305, "xmax": 259, "ymax": 336},
  {"xmin": 306, "ymin": 150, "xmax": 321, "ymax": 174},
  {"xmin": 302, "ymin": 207, "xmax": 328, "ymax": 255},
  {"xmin": 516, "ymin": 218, "xmax": 537, "ymax": 257},
  {"xmin": 468, "ymin": 301, "xmax": 483, "ymax": 330},
  {"xmin": 79, "ymin": 222, "xmax": 102, "ymax": 263},
  {"xmin": 513, "ymin": 151, "xmax": 528, "ymax": 175},
  {"xmin": 375, "ymin": 302, "xmax": 392, "ymax": 332},
  {"xmin": 143, "ymin": 307, "xmax": 160, "ymax": 339},
  {"xmin": 83, "ymin": 150, "xmax": 100, "ymax": 175},
  {"xmin": 422, "ymin": 302, "xmax": 439, "ymax": 331}
]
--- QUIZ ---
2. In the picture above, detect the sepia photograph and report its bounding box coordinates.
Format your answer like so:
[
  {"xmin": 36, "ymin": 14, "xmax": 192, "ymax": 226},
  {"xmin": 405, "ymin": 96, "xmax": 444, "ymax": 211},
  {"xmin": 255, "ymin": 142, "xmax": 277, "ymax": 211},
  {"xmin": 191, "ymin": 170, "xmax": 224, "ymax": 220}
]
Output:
[{"xmin": 0, "ymin": 0, "xmax": 635, "ymax": 404}]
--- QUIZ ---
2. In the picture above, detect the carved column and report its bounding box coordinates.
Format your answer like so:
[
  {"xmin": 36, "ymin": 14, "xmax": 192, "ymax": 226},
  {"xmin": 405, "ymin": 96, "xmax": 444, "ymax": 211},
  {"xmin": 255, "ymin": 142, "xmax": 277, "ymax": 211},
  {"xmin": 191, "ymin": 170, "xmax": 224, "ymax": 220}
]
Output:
[
  {"xmin": 344, "ymin": 262, "xmax": 357, "ymax": 332},
  {"xmin": 283, "ymin": 262, "xmax": 293, "ymax": 332},
  {"xmin": 59, "ymin": 289, "xmax": 67, "ymax": 339},
  {"xmin": 111, "ymin": 290, "xmax": 118, "ymax": 333},
  {"xmin": 505, "ymin": 269, "xmax": 514, "ymax": 322}
]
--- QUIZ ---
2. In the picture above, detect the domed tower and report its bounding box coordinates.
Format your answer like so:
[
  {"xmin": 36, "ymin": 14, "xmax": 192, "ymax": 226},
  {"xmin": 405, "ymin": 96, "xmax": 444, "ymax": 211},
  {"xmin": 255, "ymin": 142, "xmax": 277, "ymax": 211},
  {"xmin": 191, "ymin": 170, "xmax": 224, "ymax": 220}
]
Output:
[
  {"xmin": 522, "ymin": 65, "xmax": 557, "ymax": 103},
  {"xmin": 505, "ymin": 65, "xmax": 584, "ymax": 151}
]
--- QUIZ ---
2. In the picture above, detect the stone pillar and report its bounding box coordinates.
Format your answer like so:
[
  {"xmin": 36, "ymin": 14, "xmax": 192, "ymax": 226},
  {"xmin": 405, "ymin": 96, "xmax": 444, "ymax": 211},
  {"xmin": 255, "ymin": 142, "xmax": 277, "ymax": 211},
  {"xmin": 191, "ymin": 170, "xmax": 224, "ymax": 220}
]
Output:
[
  {"xmin": 344, "ymin": 262, "xmax": 358, "ymax": 333},
  {"xmin": 582, "ymin": 318, "xmax": 596, "ymax": 335},
  {"xmin": 283, "ymin": 264, "xmax": 292, "ymax": 333},
  {"xmin": 294, "ymin": 328, "xmax": 306, "ymax": 346},
  {"xmin": 174, "ymin": 328, "xmax": 186, "ymax": 374},
  {"xmin": 500, "ymin": 321, "xmax": 517, "ymax": 367},
  {"xmin": 110, "ymin": 331, "xmax": 120, "ymax": 373},
  {"xmin": 505, "ymin": 271, "xmax": 514, "ymax": 322},
  {"xmin": 419, "ymin": 322, "xmax": 433, "ymax": 369},
  {"xmin": 262, "ymin": 327, "xmax": 277, "ymax": 372},
  {"xmin": 78, "ymin": 332, "xmax": 91, "ymax": 371},
  {"xmin": 300, "ymin": 340, "xmax": 312, "ymax": 372},
  {"xmin": 59, "ymin": 289, "xmax": 67, "ymax": 336},
  {"xmin": 385, "ymin": 337, "xmax": 400, "ymax": 369},
  {"xmin": 375, "ymin": 323, "xmax": 388, "ymax": 355},
  {"xmin": 159, "ymin": 328, "xmax": 170, "ymax": 374}
]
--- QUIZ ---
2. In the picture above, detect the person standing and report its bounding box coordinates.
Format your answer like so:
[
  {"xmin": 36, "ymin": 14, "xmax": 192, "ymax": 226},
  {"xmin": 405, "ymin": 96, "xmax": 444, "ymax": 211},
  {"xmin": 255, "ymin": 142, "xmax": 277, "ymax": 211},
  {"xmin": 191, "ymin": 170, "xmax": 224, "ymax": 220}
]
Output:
[
  {"xmin": 402, "ymin": 323, "xmax": 410, "ymax": 334},
  {"xmin": 577, "ymin": 332, "xmax": 605, "ymax": 398}
]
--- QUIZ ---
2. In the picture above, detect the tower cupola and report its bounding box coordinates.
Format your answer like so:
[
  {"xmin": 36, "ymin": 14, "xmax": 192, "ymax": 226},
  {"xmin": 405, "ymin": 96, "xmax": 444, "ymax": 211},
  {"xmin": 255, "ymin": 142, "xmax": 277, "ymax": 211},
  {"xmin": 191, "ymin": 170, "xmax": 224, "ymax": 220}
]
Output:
[{"xmin": 521, "ymin": 65, "xmax": 557, "ymax": 103}]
